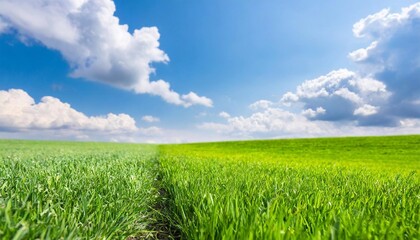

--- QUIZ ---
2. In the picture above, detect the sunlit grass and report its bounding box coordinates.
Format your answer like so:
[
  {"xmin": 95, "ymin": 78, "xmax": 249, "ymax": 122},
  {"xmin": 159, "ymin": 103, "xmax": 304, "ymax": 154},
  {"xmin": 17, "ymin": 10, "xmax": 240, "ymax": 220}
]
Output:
[
  {"xmin": 0, "ymin": 141, "xmax": 159, "ymax": 239},
  {"xmin": 159, "ymin": 135, "xmax": 420, "ymax": 239},
  {"xmin": 1, "ymin": 136, "xmax": 419, "ymax": 239}
]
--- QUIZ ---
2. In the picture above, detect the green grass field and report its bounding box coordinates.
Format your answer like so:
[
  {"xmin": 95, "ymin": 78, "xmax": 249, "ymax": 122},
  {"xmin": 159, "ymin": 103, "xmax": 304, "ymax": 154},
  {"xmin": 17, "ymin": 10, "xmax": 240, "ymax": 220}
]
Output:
[
  {"xmin": 0, "ymin": 141, "xmax": 160, "ymax": 239},
  {"xmin": 1, "ymin": 135, "xmax": 419, "ymax": 239},
  {"xmin": 159, "ymin": 136, "xmax": 420, "ymax": 239}
]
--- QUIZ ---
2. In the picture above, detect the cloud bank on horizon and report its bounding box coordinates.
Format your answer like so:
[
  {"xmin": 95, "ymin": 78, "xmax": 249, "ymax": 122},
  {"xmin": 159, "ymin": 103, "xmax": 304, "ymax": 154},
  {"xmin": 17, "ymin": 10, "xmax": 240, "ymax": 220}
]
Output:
[
  {"xmin": 0, "ymin": 88, "xmax": 163, "ymax": 142},
  {"xmin": 0, "ymin": 0, "xmax": 212, "ymax": 107},
  {"xmin": 202, "ymin": 3, "xmax": 420, "ymax": 139}
]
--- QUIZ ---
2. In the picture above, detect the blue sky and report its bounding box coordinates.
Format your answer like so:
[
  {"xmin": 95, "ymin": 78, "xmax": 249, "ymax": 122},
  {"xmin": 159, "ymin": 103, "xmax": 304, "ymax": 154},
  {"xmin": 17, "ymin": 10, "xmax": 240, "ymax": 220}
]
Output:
[{"xmin": 0, "ymin": 0, "xmax": 419, "ymax": 142}]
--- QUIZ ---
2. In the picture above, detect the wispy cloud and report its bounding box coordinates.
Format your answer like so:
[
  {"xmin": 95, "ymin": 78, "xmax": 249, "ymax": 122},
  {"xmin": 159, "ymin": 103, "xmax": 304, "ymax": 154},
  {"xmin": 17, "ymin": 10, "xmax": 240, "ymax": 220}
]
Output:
[
  {"xmin": 141, "ymin": 115, "xmax": 160, "ymax": 123},
  {"xmin": 219, "ymin": 111, "xmax": 231, "ymax": 119}
]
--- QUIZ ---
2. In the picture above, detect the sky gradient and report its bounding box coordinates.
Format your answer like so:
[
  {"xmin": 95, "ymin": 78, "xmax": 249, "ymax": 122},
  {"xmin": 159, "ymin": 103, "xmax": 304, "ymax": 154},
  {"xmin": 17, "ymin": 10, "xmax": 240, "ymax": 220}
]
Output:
[{"xmin": 0, "ymin": 0, "xmax": 419, "ymax": 143}]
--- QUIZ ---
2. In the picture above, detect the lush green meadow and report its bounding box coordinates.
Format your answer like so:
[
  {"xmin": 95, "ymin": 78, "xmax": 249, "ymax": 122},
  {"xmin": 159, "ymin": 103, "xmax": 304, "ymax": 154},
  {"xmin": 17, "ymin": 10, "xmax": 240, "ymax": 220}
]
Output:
[
  {"xmin": 0, "ymin": 141, "xmax": 159, "ymax": 239},
  {"xmin": 159, "ymin": 136, "xmax": 420, "ymax": 239},
  {"xmin": 1, "ymin": 135, "xmax": 419, "ymax": 239}
]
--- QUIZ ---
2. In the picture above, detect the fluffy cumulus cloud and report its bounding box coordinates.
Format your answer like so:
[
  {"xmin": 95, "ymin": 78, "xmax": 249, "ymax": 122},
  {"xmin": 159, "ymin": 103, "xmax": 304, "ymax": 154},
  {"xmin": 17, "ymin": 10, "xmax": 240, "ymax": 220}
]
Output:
[
  {"xmin": 200, "ymin": 3, "xmax": 420, "ymax": 139},
  {"xmin": 0, "ymin": 88, "xmax": 164, "ymax": 141},
  {"xmin": 350, "ymin": 3, "xmax": 420, "ymax": 121},
  {"xmin": 0, "ymin": 88, "xmax": 221, "ymax": 142},
  {"xmin": 0, "ymin": 0, "xmax": 212, "ymax": 107},
  {"xmin": 200, "ymin": 108, "xmax": 327, "ymax": 138},
  {"xmin": 0, "ymin": 89, "xmax": 137, "ymax": 132},
  {"xmin": 354, "ymin": 104, "xmax": 379, "ymax": 116},
  {"xmin": 181, "ymin": 92, "xmax": 213, "ymax": 108},
  {"xmin": 199, "ymin": 101, "xmax": 420, "ymax": 140},
  {"xmin": 302, "ymin": 107, "xmax": 326, "ymax": 118},
  {"xmin": 281, "ymin": 69, "xmax": 389, "ymax": 125},
  {"xmin": 282, "ymin": 3, "xmax": 420, "ymax": 128}
]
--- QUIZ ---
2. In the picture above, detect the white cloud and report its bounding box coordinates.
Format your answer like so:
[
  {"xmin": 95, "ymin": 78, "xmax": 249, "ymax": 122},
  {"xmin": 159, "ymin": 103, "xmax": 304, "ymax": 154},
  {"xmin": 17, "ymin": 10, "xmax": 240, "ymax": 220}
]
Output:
[
  {"xmin": 349, "ymin": 76, "xmax": 386, "ymax": 93},
  {"xmin": 0, "ymin": 88, "xmax": 176, "ymax": 142},
  {"xmin": 0, "ymin": 88, "xmax": 173, "ymax": 142},
  {"xmin": 249, "ymin": 100, "xmax": 273, "ymax": 111},
  {"xmin": 142, "ymin": 115, "xmax": 160, "ymax": 123},
  {"xmin": 352, "ymin": 4, "xmax": 420, "ymax": 40},
  {"xmin": 181, "ymin": 92, "xmax": 213, "ymax": 108},
  {"xmin": 0, "ymin": 0, "xmax": 211, "ymax": 107},
  {"xmin": 199, "ymin": 3, "xmax": 420, "ymax": 140},
  {"xmin": 349, "ymin": 41, "xmax": 378, "ymax": 62},
  {"xmin": 333, "ymin": 88, "xmax": 363, "ymax": 104},
  {"xmin": 354, "ymin": 104, "xmax": 379, "ymax": 116},
  {"xmin": 199, "ymin": 105, "xmax": 420, "ymax": 140},
  {"xmin": 1, "ymin": 88, "xmax": 417, "ymax": 143},
  {"xmin": 296, "ymin": 69, "xmax": 355, "ymax": 98},
  {"xmin": 280, "ymin": 69, "xmax": 388, "ymax": 123},
  {"xmin": 142, "ymin": 3, "xmax": 420, "ymax": 140},
  {"xmin": 219, "ymin": 111, "xmax": 231, "ymax": 119},
  {"xmin": 0, "ymin": 88, "xmax": 137, "ymax": 132},
  {"xmin": 280, "ymin": 92, "xmax": 299, "ymax": 106},
  {"xmin": 349, "ymin": 3, "xmax": 420, "ymax": 123},
  {"xmin": 399, "ymin": 118, "xmax": 420, "ymax": 128},
  {"xmin": 296, "ymin": 69, "xmax": 355, "ymax": 99},
  {"xmin": 352, "ymin": 8, "xmax": 391, "ymax": 38},
  {"xmin": 302, "ymin": 107, "xmax": 326, "ymax": 118},
  {"xmin": 200, "ymin": 108, "xmax": 325, "ymax": 137},
  {"xmin": 2, "ymin": 3, "xmax": 420, "ymax": 143}
]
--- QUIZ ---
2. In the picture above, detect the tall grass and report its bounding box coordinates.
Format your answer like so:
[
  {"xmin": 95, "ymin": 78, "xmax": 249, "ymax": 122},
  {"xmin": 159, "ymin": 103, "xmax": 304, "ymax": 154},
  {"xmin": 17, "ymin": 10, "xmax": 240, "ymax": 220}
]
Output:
[
  {"xmin": 159, "ymin": 136, "xmax": 420, "ymax": 239},
  {"xmin": 0, "ymin": 141, "xmax": 159, "ymax": 239}
]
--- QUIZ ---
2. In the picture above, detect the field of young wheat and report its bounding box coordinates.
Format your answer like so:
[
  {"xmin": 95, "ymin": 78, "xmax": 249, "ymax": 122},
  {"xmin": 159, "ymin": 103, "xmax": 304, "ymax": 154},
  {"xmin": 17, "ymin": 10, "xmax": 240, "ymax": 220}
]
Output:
[
  {"xmin": 1, "ymin": 136, "xmax": 419, "ymax": 239},
  {"xmin": 0, "ymin": 141, "xmax": 160, "ymax": 239},
  {"xmin": 159, "ymin": 136, "xmax": 420, "ymax": 239}
]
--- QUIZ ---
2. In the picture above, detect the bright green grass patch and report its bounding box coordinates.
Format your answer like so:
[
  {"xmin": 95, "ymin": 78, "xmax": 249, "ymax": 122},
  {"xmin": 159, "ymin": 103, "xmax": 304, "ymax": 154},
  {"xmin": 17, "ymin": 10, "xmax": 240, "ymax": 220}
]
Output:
[
  {"xmin": 159, "ymin": 135, "xmax": 420, "ymax": 239},
  {"xmin": 0, "ymin": 140, "xmax": 159, "ymax": 239}
]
